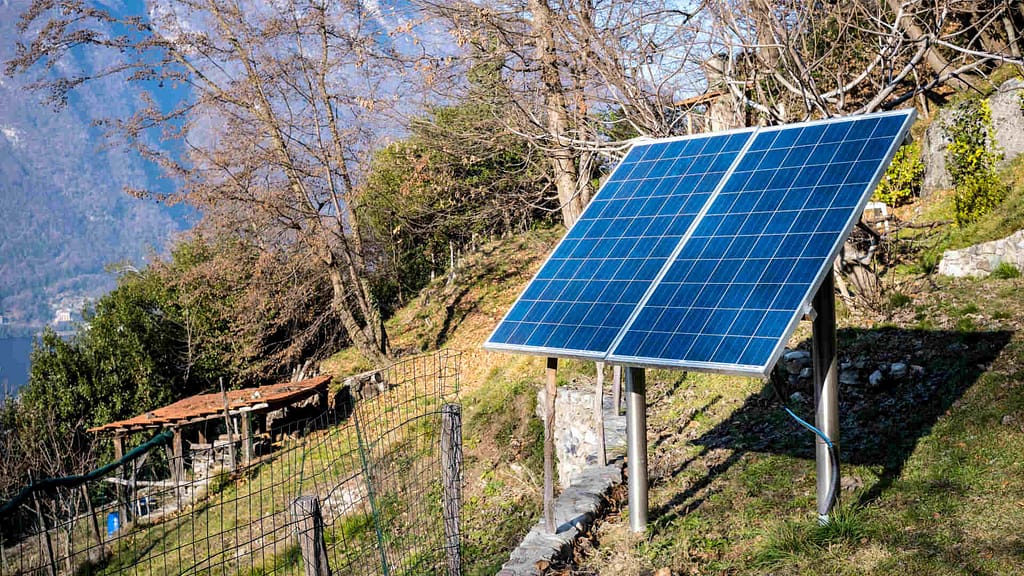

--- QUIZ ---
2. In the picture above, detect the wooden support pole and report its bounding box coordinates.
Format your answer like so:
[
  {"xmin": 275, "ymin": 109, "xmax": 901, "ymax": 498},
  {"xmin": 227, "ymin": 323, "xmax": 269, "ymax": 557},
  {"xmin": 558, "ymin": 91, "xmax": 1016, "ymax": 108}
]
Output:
[
  {"xmin": 112, "ymin": 435, "xmax": 128, "ymax": 529},
  {"xmin": 594, "ymin": 362, "xmax": 607, "ymax": 467},
  {"xmin": 241, "ymin": 413, "xmax": 253, "ymax": 466},
  {"xmin": 290, "ymin": 496, "xmax": 332, "ymax": 576},
  {"xmin": 544, "ymin": 357, "xmax": 558, "ymax": 534},
  {"xmin": 171, "ymin": 427, "xmax": 185, "ymax": 504},
  {"xmin": 220, "ymin": 377, "xmax": 237, "ymax": 472},
  {"xmin": 612, "ymin": 365, "xmax": 623, "ymax": 416},
  {"xmin": 441, "ymin": 404, "xmax": 463, "ymax": 576}
]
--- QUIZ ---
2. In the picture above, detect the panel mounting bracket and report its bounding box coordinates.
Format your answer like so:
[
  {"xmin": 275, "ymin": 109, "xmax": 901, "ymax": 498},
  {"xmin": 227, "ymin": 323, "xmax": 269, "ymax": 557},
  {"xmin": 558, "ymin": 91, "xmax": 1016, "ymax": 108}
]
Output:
[{"xmin": 802, "ymin": 302, "xmax": 818, "ymax": 322}]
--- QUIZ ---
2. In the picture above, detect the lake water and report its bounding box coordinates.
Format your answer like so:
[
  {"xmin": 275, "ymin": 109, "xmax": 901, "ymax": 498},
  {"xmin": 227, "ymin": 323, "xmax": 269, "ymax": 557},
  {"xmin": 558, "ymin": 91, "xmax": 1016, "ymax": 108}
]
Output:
[{"xmin": 0, "ymin": 336, "xmax": 33, "ymax": 394}]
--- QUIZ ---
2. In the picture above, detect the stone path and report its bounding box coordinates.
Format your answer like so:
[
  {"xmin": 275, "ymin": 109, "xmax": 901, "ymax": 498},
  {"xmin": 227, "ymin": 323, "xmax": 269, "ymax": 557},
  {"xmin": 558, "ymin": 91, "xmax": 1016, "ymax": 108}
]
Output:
[
  {"xmin": 499, "ymin": 394, "xmax": 627, "ymax": 575},
  {"xmin": 496, "ymin": 459, "xmax": 623, "ymax": 576}
]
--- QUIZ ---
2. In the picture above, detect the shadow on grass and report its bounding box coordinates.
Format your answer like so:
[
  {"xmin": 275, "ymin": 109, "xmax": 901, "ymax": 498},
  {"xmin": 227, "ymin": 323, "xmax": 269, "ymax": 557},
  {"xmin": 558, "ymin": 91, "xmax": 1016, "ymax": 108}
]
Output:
[{"xmin": 650, "ymin": 327, "xmax": 1014, "ymax": 522}]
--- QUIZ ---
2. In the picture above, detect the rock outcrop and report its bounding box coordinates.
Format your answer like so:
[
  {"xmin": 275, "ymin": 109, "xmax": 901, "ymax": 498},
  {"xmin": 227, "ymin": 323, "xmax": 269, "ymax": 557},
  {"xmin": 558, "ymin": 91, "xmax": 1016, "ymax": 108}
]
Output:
[{"xmin": 921, "ymin": 77, "xmax": 1024, "ymax": 194}]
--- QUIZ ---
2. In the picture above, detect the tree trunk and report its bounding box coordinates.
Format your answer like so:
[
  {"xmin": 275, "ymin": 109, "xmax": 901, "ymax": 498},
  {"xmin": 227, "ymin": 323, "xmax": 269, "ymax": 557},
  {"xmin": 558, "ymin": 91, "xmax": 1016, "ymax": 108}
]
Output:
[
  {"xmin": 529, "ymin": 0, "xmax": 587, "ymax": 227},
  {"xmin": 885, "ymin": 0, "xmax": 967, "ymax": 89},
  {"xmin": 327, "ymin": 267, "xmax": 389, "ymax": 365}
]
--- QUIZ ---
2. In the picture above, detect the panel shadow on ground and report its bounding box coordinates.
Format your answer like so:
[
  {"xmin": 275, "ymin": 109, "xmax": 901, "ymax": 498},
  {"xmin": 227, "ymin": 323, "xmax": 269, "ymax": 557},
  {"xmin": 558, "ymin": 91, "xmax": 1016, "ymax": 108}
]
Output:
[{"xmin": 647, "ymin": 327, "xmax": 1013, "ymax": 521}]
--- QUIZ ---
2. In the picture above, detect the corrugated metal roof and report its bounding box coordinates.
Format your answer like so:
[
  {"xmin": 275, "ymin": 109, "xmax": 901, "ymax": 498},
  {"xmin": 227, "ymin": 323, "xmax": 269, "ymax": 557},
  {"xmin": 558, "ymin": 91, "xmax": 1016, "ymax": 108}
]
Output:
[{"xmin": 88, "ymin": 374, "xmax": 332, "ymax": 434}]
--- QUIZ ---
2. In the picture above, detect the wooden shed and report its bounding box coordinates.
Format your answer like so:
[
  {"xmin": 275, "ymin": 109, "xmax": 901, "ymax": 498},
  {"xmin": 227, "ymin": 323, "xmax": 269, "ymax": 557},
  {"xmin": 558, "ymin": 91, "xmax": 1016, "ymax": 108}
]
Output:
[{"xmin": 89, "ymin": 374, "xmax": 332, "ymax": 484}]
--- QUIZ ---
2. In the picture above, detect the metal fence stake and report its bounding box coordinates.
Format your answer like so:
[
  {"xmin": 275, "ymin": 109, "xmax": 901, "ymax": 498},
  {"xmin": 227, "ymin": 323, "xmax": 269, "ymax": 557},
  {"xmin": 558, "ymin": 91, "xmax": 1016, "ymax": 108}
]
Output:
[
  {"xmin": 291, "ymin": 495, "xmax": 332, "ymax": 576},
  {"xmin": 544, "ymin": 357, "xmax": 558, "ymax": 533},
  {"xmin": 354, "ymin": 409, "xmax": 391, "ymax": 575},
  {"xmin": 441, "ymin": 404, "xmax": 462, "ymax": 576}
]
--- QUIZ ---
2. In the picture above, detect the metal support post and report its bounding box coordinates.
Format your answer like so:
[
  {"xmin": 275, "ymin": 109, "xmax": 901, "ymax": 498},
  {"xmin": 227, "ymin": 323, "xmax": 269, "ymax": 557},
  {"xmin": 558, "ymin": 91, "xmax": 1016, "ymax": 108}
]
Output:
[
  {"xmin": 625, "ymin": 367, "xmax": 648, "ymax": 532},
  {"xmin": 812, "ymin": 270, "xmax": 840, "ymax": 522}
]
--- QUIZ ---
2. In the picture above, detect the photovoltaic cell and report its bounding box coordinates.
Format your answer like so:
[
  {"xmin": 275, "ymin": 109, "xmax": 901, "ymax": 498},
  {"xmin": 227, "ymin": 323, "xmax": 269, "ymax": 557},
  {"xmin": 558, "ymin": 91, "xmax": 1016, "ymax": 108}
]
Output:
[
  {"xmin": 485, "ymin": 109, "xmax": 915, "ymax": 377},
  {"xmin": 607, "ymin": 111, "xmax": 913, "ymax": 374},
  {"xmin": 484, "ymin": 129, "xmax": 755, "ymax": 357}
]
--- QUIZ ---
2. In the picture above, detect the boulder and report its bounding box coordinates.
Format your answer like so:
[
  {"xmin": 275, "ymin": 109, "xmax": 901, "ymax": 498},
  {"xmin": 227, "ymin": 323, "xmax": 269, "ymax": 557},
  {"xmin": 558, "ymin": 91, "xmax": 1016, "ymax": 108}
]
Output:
[
  {"xmin": 989, "ymin": 77, "xmax": 1024, "ymax": 171},
  {"xmin": 921, "ymin": 77, "xmax": 1024, "ymax": 196},
  {"xmin": 890, "ymin": 362, "xmax": 909, "ymax": 379},
  {"xmin": 868, "ymin": 369, "xmax": 884, "ymax": 388}
]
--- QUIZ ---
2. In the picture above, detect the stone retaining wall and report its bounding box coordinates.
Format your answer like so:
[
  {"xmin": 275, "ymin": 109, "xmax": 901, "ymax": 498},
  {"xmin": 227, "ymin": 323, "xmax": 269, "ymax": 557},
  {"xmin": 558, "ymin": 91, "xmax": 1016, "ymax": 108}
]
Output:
[
  {"xmin": 938, "ymin": 229, "xmax": 1024, "ymax": 277},
  {"xmin": 493, "ymin": 384, "xmax": 628, "ymax": 575},
  {"xmin": 536, "ymin": 386, "xmax": 627, "ymax": 488}
]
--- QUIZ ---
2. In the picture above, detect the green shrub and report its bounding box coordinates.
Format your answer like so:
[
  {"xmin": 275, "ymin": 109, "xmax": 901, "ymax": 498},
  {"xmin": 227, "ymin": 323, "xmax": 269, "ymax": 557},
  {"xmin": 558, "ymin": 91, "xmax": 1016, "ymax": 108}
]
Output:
[
  {"xmin": 991, "ymin": 262, "xmax": 1021, "ymax": 279},
  {"xmin": 887, "ymin": 292, "xmax": 912, "ymax": 309},
  {"xmin": 874, "ymin": 141, "xmax": 924, "ymax": 206},
  {"xmin": 944, "ymin": 98, "xmax": 1008, "ymax": 226},
  {"xmin": 207, "ymin": 467, "xmax": 232, "ymax": 496},
  {"xmin": 953, "ymin": 172, "xmax": 1006, "ymax": 226},
  {"xmin": 916, "ymin": 250, "xmax": 941, "ymax": 275}
]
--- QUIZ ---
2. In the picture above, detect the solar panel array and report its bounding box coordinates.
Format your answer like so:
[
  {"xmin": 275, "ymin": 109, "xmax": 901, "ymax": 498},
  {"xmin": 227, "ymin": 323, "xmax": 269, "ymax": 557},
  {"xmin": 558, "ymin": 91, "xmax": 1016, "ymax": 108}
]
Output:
[
  {"xmin": 487, "ymin": 129, "xmax": 755, "ymax": 358},
  {"xmin": 485, "ymin": 110, "xmax": 916, "ymax": 377}
]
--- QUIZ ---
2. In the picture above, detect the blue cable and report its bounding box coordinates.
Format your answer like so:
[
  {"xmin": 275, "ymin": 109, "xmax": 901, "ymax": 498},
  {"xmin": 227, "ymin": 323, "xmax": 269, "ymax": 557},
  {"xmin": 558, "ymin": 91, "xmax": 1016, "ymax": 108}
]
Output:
[{"xmin": 783, "ymin": 406, "xmax": 834, "ymax": 448}]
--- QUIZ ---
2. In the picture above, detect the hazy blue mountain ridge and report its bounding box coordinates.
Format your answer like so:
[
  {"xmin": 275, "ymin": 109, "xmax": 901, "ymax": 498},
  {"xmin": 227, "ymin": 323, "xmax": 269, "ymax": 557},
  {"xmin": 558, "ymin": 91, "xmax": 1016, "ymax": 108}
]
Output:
[{"xmin": 0, "ymin": 0, "xmax": 184, "ymax": 327}]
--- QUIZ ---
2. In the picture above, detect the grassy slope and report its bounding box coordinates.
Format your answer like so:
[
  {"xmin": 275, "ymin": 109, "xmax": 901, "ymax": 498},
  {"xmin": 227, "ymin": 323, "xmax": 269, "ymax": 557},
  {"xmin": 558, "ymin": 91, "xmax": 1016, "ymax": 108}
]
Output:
[{"xmin": 325, "ymin": 225, "xmax": 605, "ymax": 575}]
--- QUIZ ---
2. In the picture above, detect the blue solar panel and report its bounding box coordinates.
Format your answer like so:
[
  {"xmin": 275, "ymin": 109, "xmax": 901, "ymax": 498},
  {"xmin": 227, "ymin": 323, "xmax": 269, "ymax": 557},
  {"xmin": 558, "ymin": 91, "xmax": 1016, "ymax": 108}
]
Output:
[
  {"xmin": 485, "ymin": 109, "xmax": 915, "ymax": 376},
  {"xmin": 607, "ymin": 111, "xmax": 914, "ymax": 374},
  {"xmin": 485, "ymin": 129, "xmax": 756, "ymax": 358}
]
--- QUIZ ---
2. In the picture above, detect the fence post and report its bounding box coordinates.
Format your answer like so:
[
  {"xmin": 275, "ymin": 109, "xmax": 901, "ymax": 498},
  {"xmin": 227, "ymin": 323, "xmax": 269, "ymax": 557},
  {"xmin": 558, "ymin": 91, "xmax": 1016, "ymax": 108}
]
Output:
[
  {"xmin": 80, "ymin": 485, "xmax": 107, "ymax": 562},
  {"xmin": 112, "ymin": 435, "xmax": 129, "ymax": 528},
  {"xmin": 440, "ymin": 404, "xmax": 462, "ymax": 576},
  {"xmin": 29, "ymin": 481, "xmax": 57, "ymax": 576},
  {"xmin": 290, "ymin": 495, "xmax": 332, "ymax": 576}
]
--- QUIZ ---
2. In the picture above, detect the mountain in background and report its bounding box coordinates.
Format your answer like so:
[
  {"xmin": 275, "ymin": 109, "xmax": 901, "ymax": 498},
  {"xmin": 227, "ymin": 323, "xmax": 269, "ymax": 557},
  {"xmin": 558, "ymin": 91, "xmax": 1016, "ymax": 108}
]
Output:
[{"xmin": 0, "ymin": 0, "xmax": 186, "ymax": 330}]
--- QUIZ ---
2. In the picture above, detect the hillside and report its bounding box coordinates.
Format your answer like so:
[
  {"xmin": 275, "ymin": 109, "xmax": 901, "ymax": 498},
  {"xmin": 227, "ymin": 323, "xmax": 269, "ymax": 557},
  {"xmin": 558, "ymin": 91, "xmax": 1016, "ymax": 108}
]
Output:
[
  {"xmin": 0, "ymin": 1, "xmax": 184, "ymax": 327},
  {"xmin": 324, "ymin": 146, "xmax": 1024, "ymax": 574}
]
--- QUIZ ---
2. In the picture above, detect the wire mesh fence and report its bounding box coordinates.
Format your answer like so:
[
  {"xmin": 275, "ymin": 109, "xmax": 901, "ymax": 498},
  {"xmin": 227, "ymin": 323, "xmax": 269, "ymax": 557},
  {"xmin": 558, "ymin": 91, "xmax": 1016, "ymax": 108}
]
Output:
[{"xmin": 0, "ymin": 350, "xmax": 462, "ymax": 576}]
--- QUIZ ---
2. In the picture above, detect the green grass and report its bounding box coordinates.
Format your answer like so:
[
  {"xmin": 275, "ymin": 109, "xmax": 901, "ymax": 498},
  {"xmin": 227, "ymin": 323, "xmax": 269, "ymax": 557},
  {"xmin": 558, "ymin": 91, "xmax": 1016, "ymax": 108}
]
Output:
[
  {"xmin": 991, "ymin": 262, "xmax": 1021, "ymax": 279},
  {"xmin": 459, "ymin": 366, "xmax": 546, "ymax": 575}
]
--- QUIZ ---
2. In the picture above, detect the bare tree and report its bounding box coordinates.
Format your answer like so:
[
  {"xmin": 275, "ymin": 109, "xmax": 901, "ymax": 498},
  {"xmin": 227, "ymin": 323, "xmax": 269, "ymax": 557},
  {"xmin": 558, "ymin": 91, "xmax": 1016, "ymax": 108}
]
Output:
[
  {"xmin": 5, "ymin": 0, "xmax": 424, "ymax": 364},
  {"xmin": 701, "ymin": 0, "xmax": 1024, "ymax": 120},
  {"xmin": 421, "ymin": 0, "xmax": 708, "ymax": 226}
]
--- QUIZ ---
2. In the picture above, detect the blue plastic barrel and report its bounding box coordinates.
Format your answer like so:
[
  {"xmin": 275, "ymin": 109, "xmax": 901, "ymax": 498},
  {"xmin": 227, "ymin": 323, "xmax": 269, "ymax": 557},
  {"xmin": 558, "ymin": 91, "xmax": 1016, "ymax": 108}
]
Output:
[{"xmin": 106, "ymin": 511, "xmax": 120, "ymax": 536}]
